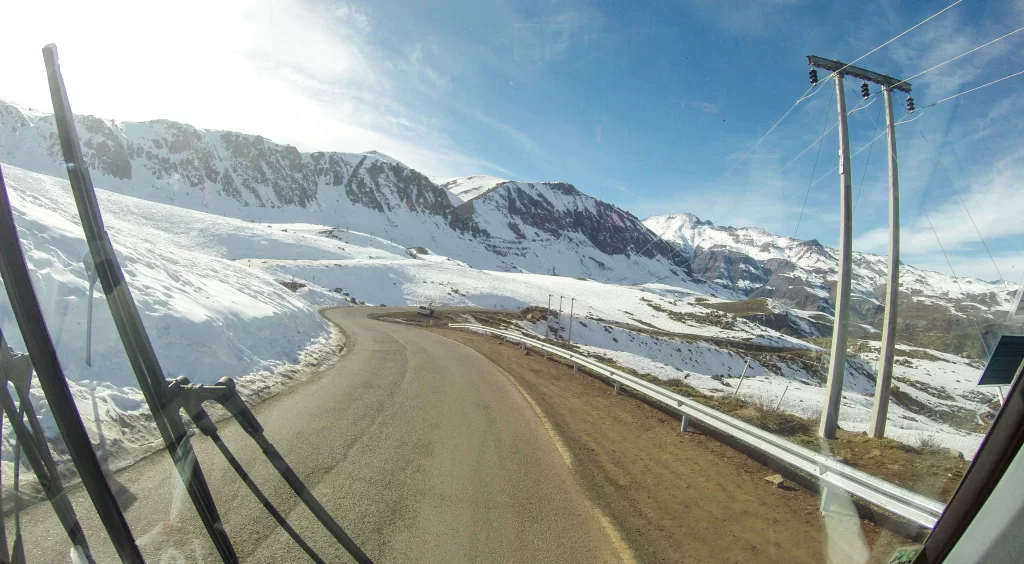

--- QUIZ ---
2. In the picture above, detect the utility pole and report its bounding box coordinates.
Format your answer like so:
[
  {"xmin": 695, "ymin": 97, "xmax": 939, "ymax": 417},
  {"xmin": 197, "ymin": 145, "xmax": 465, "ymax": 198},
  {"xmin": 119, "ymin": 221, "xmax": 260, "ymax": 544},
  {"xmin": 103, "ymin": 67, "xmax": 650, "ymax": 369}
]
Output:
[
  {"xmin": 568, "ymin": 298, "xmax": 576, "ymax": 344},
  {"xmin": 546, "ymin": 294, "xmax": 553, "ymax": 339},
  {"xmin": 807, "ymin": 56, "xmax": 912, "ymax": 440},
  {"xmin": 869, "ymin": 84, "xmax": 907, "ymax": 438}
]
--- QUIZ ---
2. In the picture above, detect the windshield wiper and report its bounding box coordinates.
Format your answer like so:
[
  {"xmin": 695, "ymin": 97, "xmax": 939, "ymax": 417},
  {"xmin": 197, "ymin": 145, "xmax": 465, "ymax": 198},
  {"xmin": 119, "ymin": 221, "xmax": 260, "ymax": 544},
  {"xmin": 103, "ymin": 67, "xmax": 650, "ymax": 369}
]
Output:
[
  {"xmin": 19, "ymin": 44, "xmax": 372, "ymax": 563},
  {"xmin": 0, "ymin": 169, "xmax": 137, "ymax": 561}
]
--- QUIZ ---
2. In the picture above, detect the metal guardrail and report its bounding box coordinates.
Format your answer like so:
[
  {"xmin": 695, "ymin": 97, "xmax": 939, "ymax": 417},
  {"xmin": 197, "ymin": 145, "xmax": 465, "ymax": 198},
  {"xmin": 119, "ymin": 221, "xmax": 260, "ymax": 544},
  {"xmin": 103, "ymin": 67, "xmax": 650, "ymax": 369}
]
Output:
[{"xmin": 449, "ymin": 323, "xmax": 946, "ymax": 528}]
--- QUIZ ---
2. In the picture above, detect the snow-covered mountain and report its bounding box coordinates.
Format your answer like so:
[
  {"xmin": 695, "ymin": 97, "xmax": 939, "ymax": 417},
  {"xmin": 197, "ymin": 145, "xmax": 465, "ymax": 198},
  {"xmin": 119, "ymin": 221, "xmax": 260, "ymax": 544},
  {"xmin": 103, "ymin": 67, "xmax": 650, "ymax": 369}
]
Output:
[
  {"xmin": 644, "ymin": 213, "xmax": 1016, "ymax": 356},
  {"xmin": 0, "ymin": 101, "xmax": 700, "ymax": 287},
  {"xmin": 466, "ymin": 180, "xmax": 704, "ymax": 284},
  {"xmin": 1, "ymin": 97, "xmax": 1011, "ymax": 357}
]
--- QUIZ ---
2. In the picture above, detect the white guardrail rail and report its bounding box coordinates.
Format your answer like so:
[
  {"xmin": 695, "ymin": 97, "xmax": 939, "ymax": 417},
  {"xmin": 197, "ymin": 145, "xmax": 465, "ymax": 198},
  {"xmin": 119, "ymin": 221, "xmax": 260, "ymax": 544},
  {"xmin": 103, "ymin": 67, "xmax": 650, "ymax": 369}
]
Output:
[{"xmin": 449, "ymin": 323, "xmax": 946, "ymax": 529}]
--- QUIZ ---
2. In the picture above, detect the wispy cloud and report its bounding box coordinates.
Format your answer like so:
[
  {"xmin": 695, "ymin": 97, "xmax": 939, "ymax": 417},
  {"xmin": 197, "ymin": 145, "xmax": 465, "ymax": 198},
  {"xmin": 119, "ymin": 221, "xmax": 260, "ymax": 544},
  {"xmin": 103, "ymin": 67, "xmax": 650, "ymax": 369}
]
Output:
[
  {"xmin": 684, "ymin": 0, "xmax": 803, "ymax": 36},
  {"xmin": 686, "ymin": 101, "xmax": 720, "ymax": 114},
  {"xmin": 856, "ymin": 150, "xmax": 1024, "ymax": 279},
  {"xmin": 0, "ymin": 0, "xmax": 495, "ymax": 177}
]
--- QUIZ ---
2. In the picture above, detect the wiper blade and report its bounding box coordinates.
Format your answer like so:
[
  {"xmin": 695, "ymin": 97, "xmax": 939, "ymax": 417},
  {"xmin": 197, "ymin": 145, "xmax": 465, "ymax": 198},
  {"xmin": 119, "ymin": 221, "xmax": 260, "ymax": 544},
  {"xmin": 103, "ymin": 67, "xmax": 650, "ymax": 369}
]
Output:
[
  {"xmin": 41, "ymin": 44, "xmax": 237, "ymax": 563},
  {"xmin": 0, "ymin": 170, "xmax": 137, "ymax": 561},
  {"xmin": 40, "ymin": 43, "xmax": 372, "ymax": 563}
]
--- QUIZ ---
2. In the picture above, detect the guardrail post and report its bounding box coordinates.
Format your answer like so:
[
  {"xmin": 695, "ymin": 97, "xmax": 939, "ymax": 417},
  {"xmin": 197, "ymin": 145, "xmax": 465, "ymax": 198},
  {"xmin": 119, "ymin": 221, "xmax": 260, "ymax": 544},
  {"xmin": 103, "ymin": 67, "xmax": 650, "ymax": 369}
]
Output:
[
  {"xmin": 573, "ymin": 362, "xmax": 578, "ymax": 373},
  {"xmin": 680, "ymin": 413, "xmax": 691, "ymax": 433},
  {"xmin": 614, "ymin": 382, "xmax": 621, "ymax": 395},
  {"xmin": 820, "ymin": 484, "xmax": 832, "ymax": 514}
]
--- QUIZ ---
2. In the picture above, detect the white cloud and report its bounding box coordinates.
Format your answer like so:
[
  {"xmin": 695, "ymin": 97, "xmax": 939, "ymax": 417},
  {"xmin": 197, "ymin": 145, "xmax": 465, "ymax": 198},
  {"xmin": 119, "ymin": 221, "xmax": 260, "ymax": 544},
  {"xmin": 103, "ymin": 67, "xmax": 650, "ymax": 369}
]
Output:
[
  {"xmin": 856, "ymin": 150, "xmax": 1024, "ymax": 278},
  {"xmin": 687, "ymin": 101, "xmax": 720, "ymax": 114},
  {"xmin": 0, "ymin": 0, "xmax": 493, "ymax": 177},
  {"xmin": 685, "ymin": 0, "xmax": 802, "ymax": 35}
]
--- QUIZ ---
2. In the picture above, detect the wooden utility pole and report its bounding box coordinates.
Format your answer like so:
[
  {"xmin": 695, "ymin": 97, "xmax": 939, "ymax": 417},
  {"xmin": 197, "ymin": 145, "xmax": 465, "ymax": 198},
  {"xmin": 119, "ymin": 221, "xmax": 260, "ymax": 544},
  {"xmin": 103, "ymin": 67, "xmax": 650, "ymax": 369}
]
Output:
[{"xmin": 806, "ymin": 56, "xmax": 912, "ymax": 440}]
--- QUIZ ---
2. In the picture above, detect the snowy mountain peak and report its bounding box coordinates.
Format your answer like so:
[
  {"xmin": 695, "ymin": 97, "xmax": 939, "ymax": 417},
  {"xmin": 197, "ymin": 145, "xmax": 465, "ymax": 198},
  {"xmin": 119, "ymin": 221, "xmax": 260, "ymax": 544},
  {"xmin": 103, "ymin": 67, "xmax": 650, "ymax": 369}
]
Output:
[
  {"xmin": 644, "ymin": 211, "xmax": 1014, "ymax": 356},
  {"xmin": 361, "ymin": 150, "xmax": 406, "ymax": 167}
]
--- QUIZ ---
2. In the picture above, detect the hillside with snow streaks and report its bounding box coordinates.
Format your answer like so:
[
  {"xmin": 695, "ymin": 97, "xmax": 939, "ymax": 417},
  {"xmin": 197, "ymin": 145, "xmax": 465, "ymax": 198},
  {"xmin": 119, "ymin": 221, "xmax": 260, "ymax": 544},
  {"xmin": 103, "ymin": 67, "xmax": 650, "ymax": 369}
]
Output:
[
  {"xmin": 0, "ymin": 165, "xmax": 342, "ymax": 477},
  {"xmin": 0, "ymin": 101, "xmax": 697, "ymax": 287},
  {"xmin": 1, "ymin": 161, "xmax": 998, "ymax": 467},
  {"xmin": 645, "ymin": 213, "xmax": 1015, "ymax": 357},
  {"xmin": 433, "ymin": 175, "xmax": 508, "ymax": 204}
]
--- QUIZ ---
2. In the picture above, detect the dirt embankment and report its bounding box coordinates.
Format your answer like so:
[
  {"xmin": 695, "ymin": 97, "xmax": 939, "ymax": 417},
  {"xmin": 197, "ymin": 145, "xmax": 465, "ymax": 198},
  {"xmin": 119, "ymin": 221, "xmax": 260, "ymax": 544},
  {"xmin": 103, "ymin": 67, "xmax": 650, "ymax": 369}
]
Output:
[{"xmin": 435, "ymin": 327, "xmax": 917, "ymax": 563}]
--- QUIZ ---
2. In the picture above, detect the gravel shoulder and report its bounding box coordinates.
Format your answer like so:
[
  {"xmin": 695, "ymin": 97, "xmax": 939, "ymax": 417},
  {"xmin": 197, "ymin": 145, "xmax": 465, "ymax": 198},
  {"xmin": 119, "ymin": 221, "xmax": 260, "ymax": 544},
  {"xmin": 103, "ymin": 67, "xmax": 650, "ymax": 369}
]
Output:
[{"xmin": 433, "ymin": 326, "xmax": 914, "ymax": 563}]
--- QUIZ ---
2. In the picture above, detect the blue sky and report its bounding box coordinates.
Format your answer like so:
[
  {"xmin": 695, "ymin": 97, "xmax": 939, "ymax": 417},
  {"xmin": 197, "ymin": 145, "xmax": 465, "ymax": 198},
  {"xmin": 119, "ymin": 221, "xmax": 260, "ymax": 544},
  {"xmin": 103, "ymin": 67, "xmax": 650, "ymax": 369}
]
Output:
[{"xmin": 3, "ymin": 0, "xmax": 1023, "ymax": 282}]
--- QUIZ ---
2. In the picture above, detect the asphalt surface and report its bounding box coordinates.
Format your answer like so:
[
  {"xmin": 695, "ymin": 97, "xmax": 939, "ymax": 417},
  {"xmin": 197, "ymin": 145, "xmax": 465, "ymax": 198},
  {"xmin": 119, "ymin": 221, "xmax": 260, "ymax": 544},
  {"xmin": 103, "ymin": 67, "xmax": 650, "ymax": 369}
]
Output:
[{"xmin": 14, "ymin": 307, "xmax": 625, "ymax": 563}]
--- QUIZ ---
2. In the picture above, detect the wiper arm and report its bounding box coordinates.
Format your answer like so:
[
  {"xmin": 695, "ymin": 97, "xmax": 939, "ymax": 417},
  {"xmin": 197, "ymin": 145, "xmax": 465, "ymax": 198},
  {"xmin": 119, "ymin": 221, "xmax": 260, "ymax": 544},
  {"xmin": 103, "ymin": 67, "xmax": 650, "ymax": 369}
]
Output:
[
  {"xmin": 42, "ymin": 44, "xmax": 237, "ymax": 563},
  {"xmin": 0, "ymin": 170, "xmax": 140, "ymax": 561},
  {"xmin": 0, "ymin": 331, "xmax": 96, "ymax": 564},
  {"xmin": 39, "ymin": 43, "xmax": 372, "ymax": 563},
  {"xmin": 168, "ymin": 377, "xmax": 372, "ymax": 563}
]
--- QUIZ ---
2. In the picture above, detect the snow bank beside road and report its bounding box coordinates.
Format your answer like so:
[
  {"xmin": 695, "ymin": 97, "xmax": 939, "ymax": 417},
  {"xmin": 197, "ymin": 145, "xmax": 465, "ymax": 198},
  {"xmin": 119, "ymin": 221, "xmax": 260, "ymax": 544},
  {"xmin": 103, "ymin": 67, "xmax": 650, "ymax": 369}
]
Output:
[{"xmin": 0, "ymin": 164, "xmax": 337, "ymax": 476}]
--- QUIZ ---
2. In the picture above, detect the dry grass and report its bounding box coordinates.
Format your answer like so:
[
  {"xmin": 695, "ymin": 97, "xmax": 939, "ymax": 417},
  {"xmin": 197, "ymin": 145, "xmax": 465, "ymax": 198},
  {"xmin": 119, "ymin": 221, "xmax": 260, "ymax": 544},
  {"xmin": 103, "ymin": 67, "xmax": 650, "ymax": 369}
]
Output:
[{"xmin": 569, "ymin": 350, "xmax": 967, "ymax": 502}]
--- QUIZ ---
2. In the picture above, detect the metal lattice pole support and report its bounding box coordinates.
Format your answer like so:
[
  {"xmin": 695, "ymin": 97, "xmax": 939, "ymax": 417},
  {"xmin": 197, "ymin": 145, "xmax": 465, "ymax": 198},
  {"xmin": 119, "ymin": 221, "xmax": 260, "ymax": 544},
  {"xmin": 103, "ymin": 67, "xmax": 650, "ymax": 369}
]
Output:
[
  {"xmin": 818, "ymin": 71, "xmax": 854, "ymax": 440},
  {"xmin": 869, "ymin": 85, "xmax": 901, "ymax": 438}
]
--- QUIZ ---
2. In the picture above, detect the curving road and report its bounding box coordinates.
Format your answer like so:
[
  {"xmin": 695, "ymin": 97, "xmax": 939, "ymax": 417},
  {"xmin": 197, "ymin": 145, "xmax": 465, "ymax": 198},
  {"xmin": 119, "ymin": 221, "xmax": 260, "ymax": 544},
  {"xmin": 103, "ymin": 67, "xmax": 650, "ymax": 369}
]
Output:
[{"xmin": 15, "ymin": 307, "xmax": 626, "ymax": 563}]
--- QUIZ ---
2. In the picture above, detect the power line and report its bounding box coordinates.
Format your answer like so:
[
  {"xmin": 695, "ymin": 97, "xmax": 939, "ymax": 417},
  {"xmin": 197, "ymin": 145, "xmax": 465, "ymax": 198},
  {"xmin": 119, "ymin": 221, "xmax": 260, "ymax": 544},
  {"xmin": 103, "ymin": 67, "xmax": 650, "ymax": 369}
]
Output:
[
  {"xmin": 917, "ymin": 129, "xmax": 1006, "ymax": 285},
  {"xmin": 684, "ymin": 1, "xmax": 964, "ymax": 218},
  {"xmin": 781, "ymin": 26, "xmax": 1024, "ymax": 178},
  {"xmin": 612, "ymin": 6, "xmax": 1009, "ymax": 290},
  {"xmin": 817, "ymin": 0, "xmax": 965, "ymax": 84},
  {"xmin": 793, "ymin": 86, "xmax": 834, "ymax": 237},
  {"xmin": 919, "ymin": 200, "xmax": 992, "ymax": 356},
  {"xmin": 790, "ymin": 67, "xmax": 1023, "ymax": 207},
  {"xmin": 891, "ymin": 25, "xmax": 1024, "ymax": 91},
  {"xmin": 853, "ymin": 102, "xmax": 885, "ymax": 213},
  {"xmin": 778, "ymin": 95, "xmax": 875, "ymax": 175},
  {"xmin": 717, "ymin": 98, "xmax": 900, "ymax": 224},
  {"xmin": 925, "ymin": 69, "xmax": 1024, "ymax": 108},
  {"xmin": 695, "ymin": 83, "xmax": 824, "ymax": 207}
]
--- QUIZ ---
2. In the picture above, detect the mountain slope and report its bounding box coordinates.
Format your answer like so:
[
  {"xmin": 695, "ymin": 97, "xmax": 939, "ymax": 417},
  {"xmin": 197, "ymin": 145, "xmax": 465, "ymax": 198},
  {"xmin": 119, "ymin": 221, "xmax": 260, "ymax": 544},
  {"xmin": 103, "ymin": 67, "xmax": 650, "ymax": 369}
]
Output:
[
  {"xmin": 0, "ymin": 101, "xmax": 704, "ymax": 288},
  {"xmin": 644, "ymin": 213, "xmax": 1015, "ymax": 356},
  {"xmin": 433, "ymin": 175, "xmax": 508, "ymax": 204}
]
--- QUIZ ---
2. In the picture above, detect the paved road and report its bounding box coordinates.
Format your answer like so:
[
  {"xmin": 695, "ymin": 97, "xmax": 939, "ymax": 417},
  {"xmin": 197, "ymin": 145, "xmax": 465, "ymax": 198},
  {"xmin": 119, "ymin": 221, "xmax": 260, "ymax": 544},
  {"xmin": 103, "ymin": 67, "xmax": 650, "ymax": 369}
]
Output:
[{"xmin": 16, "ymin": 307, "xmax": 625, "ymax": 563}]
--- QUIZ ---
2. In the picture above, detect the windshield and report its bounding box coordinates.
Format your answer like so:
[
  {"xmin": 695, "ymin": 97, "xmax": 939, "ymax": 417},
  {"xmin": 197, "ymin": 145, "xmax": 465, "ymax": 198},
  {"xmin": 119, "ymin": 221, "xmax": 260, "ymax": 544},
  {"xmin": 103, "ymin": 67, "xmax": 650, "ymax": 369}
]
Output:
[{"xmin": 1, "ymin": 1, "xmax": 1022, "ymax": 562}]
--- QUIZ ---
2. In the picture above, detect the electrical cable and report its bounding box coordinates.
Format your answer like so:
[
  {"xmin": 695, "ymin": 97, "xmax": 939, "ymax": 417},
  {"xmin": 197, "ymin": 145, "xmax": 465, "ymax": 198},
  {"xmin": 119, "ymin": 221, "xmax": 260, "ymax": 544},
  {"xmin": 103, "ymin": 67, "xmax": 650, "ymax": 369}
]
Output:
[
  {"xmin": 854, "ymin": 102, "xmax": 885, "ymax": 213},
  {"xmin": 924, "ymin": 69, "xmax": 1024, "ymax": 109},
  {"xmin": 780, "ymin": 24, "xmax": 1024, "ymax": 180},
  {"xmin": 817, "ymin": 0, "xmax": 965, "ymax": 84},
  {"xmin": 919, "ymin": 203, "xmax": 991, "ymax": 356},
  {"xmin": 794, "ymin": 86, "xmax": 835, "ymax": 237},
  {"xmin": 890, "ymin": 25, "xmax": 1024, "ymax": 91},
  {"xmin": 917, "ymin": 130, "xmax": 1006, "ymax": 285}
]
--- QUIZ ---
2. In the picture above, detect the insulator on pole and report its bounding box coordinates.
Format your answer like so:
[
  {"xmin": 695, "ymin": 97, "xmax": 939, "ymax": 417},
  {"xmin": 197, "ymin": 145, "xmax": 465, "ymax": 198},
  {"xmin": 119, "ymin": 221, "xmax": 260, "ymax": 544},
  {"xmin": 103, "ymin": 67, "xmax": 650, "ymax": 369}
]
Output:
[
  {"xmin": 860, "ymin": 82, "xmax": 870, "ymax": 99},
  {"xmin": 907, "ymin": 96, "xmax": 916, "ymax": 113},
  {"xmin": 809, "ymin": 68, "xmax": 819, "ymax": 85}
]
